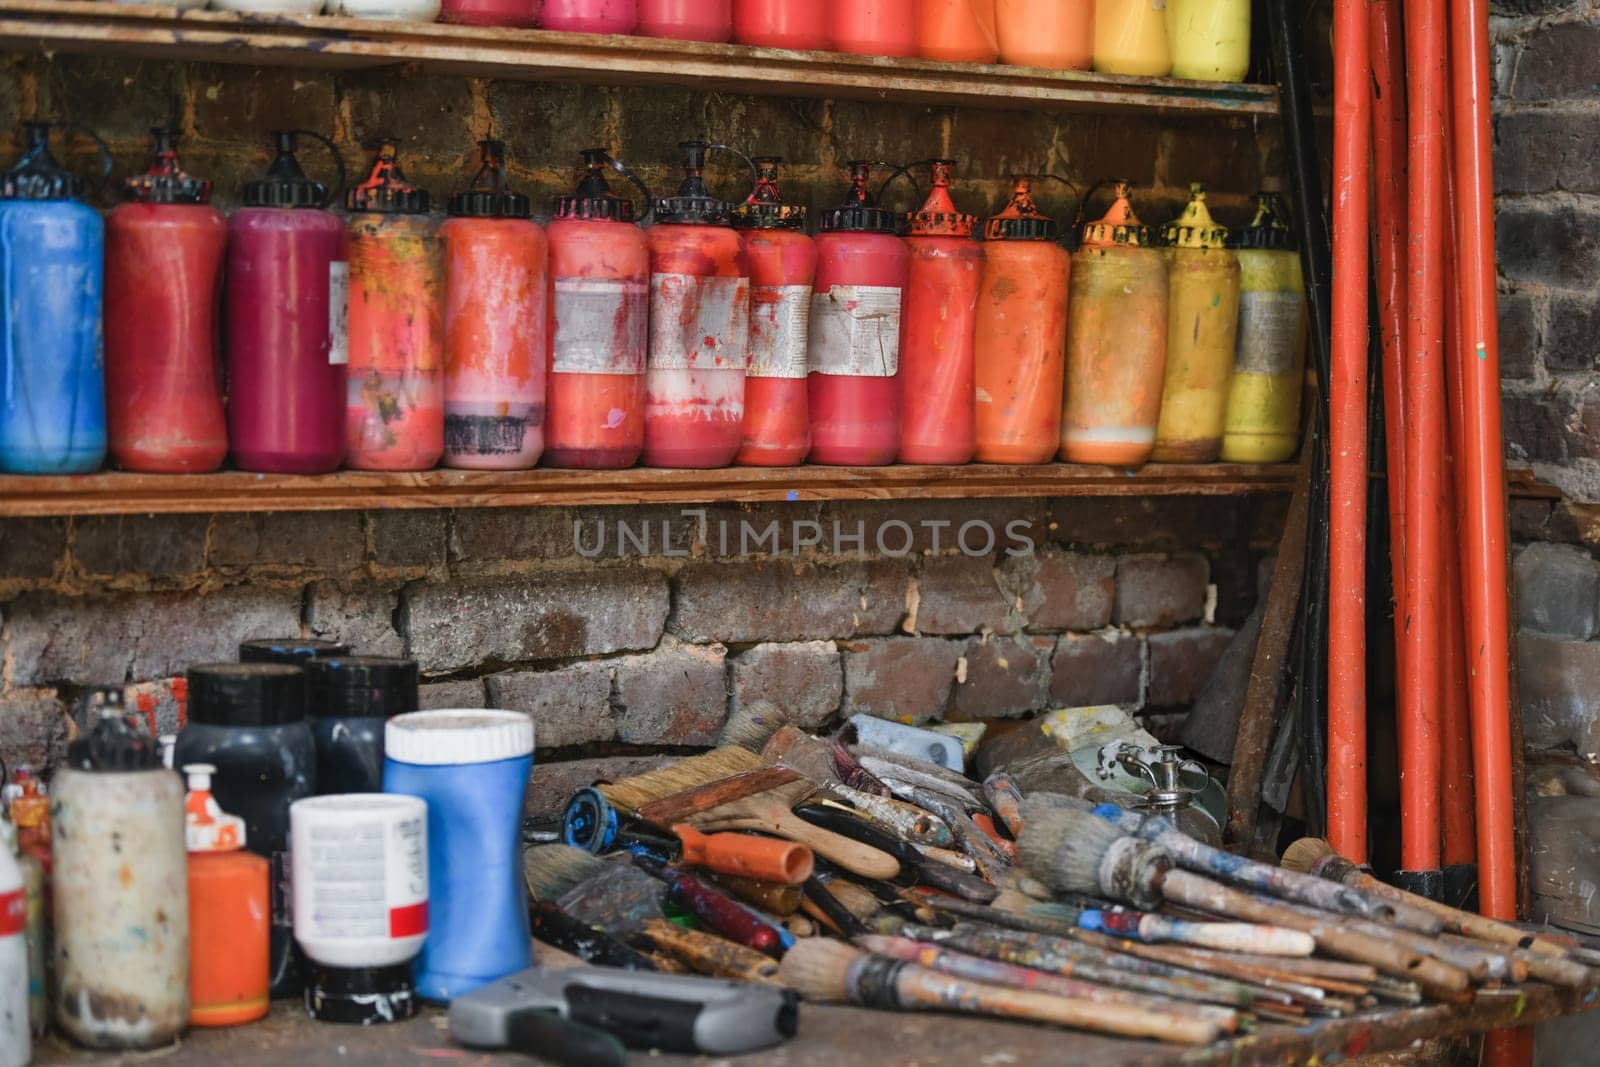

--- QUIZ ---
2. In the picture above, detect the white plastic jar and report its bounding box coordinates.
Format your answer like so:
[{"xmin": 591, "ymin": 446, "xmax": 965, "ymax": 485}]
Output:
[{"xmin": 327, "ymin": 0, "xmax": 445, "ymax": 20}]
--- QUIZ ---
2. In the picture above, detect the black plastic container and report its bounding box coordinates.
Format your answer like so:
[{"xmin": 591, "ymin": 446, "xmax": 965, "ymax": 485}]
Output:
[
  {"xmin": 303, "ymin": 656, "xmax": 420, "ymax": 794},
  {"xmin": 175, "ymin": 662, "xmax": 317, "ymax": 999},
  {"xmin": 239, "ymin": 636, "xmax": 350, "ymax": 665}
]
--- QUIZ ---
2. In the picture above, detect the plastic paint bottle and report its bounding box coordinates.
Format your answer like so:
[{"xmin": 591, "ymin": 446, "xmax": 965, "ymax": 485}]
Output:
[
  {"xmin": 832, "ymin": 0, "xmax": 917, "ymax": 57},
  {"xmin": 1152, "ymin": 183, "xmax": 1240, "ymax": 463},
  {"xmin": 807, "ymin": 161, "xmax": 909, "ymax": 466},
  {"xmin": 1, "ymin": 820, "xmax": 28, "ymax": 1067},
  {"xmin": 995, "ymin": 0, "xmax": 1092, "ymax": 69},
  {"xmin": 1221, "ymin": 192, "xmax": 1305, "ymax": 464},
  {"xmin": 540, "ymin": 0, "xmax": 638, "ymax": 32},
  {"xmin": 1061, "ymin": 181, "xmax": 1168, "ymax": 467},
  {"xmin": 440, "ymin": 0, "xmax": 539, "ymax": 28},
  {"xmin": 732, "ymin": 0, "xmax": 829, "ymax": 48},
  {"xmin": 52, "ymin": 711, "xmax": 188, "ymax": 1050},
  {"xmin": 544, "ymin": 150, "xmax": 651, "ymax": 469},
  {"xmin": 175, "ymin": 663, "xmax": 317, "ymax": 1000},
  {"xmin": 291, "ymin": 794, "xmax": 428, "ymax": 1024},
  {"xmin": 732, "ymin": 157, "xmax": 815, "ymax": 467},
  {"xmin": 345, "ymin": 142, "xmax": 445, "ymax": 473},
  {"xmin": 239, "ymin": 637, "xmax": 351, "ymax": 666},
  {"xmin": 211, "ymin": 0, "xmax": 321, "ymax": 15},
  {"xmin": 442, "ymin": 141, "xmax": 549, "ymax": 470},
  {"xmin": 918, "ymin": 0, "xmax": 1000, "ymax": 63},
  {"xmin": 900, "ymin": 160, "xmax": 982, "ymax": 465},
  {"xmin": 644, "ymin": 141, "xmax": 752, "ymax": 469},
  {"xmin": 973, "ymin": 178, "xmax": 1070, "ymax": 464},
  {"xmin": 226, "ymin": 131, "xmax": 348, "ymax": 475},
  {"xmin": 330, "ymin": 0, "xmax": 441, "ymax": 19},
  {"xmin": 184, "ymin": 764, "xmax": 270, "ymax": 1029},
  {"xmin": 0, "ymin": 122, "xmax": 107, "ymax": 476},
  {"xmin": 1166, "ymin": 0, "xmax": 1249, "ymax": 82},
  {"xmin": 5, "ymin": 811, "xmax": 46, "ymax": 1040},
  {"xmin": 304, "ymin": 656, "xmax": 420, "ymax": 795},
  {"xmin": 7, "ymin": 769, "xmax": 49, "ymax": 878},
  {"xmin": 1094, "ymin": 0, "xmax": 1172, "ymax": 76},
  {"xmin": 384, "ymin": 710, "xmax": 534, "ymax": 1001},
  {"xmin": 639, "ymin": 0, "xmax": 733, "ymax": 40}
]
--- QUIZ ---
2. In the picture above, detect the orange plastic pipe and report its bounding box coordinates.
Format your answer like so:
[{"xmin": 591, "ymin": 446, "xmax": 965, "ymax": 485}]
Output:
[{"xmin": 1327, "ymin": 0, "xmax": 1371, "ymax": 864}]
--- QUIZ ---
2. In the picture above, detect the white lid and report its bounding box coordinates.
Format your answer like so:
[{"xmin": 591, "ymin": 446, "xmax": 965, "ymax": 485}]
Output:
[{"xmin": 385, "ymin": 709, "xmax": 535, "ymax": 766}]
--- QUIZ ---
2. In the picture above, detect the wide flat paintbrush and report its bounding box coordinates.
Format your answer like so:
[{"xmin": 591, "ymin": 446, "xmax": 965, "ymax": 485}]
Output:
[{"xmin": 779, "ymin": 939, "xmax": 1222, "ymax": 1045}]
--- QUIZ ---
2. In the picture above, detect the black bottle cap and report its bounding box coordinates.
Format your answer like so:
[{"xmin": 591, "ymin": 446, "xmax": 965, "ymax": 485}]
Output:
[
  {"xmin": 124, "ymin": 128, "xmax": 211, "ymax": 205},
  {"xmin": 347, "ymin": 140, "xmax": 430, "ymax": 215},
  {"xmin": 242, "ymin": 131, "xmax": 332, "ymax": 209},
  {"xmin": 1232, "ymin": 191, "xmax": 1297, "ymax": 251},
  {"xmin": 653, "ymin": 140, "xmax": 731, "ymax": 226},
  {"xmin": 304, "ymin": 962, "xmax": 418, "ymax": 1025},
  {"xmin": 984, "ymin": 177, "xmax": 1059, "ymax": 242},
  {"xmin": 553, "ymin": 148, "xmax": 641, "ymax": 223},
  {"xmin": 1, "ymin": 122, "xmax": 84, "ymax": 201},
  {"xmin": 819, "ymin": 161, "xmax": 900, "ymax": 235},
  {"xmin": 305, "ymin": 656, "xmax": 420, "ymax": 719},
  {"xmin": 186, "ymin": 663, "xmax": 308, "ymax": 727},
  {"xmin": 447, "ymin": 139, "xmax": 531, "ymax": 219},
  {"xmin": 239, "ymin": 637, "xmax": 351, "ymax": 665},
  {"xmin": 732, "ymin": 157, "xmax": 806, "ymax": 231}
]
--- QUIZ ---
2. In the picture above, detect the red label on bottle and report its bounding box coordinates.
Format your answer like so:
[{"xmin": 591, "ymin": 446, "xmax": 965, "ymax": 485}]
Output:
[
  {"xmin": 0, "ymin": 889, "xmax": 24, "ymax": 937},
  {"xmin": 389, "ymin": 901, "xmax": 428, "ymax": 939}
]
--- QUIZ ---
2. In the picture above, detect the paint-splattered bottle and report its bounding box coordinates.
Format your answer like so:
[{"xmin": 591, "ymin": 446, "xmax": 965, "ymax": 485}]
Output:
[
  {"xmin": 0, "ymin": 817, "xmax": 27, "ymax": 1067},
  {"xmin": 541, "ymin": 0, "xmax": 637, "ymax": 31},
  {"xmin": 184, "ymin": 764, "xmax": 269, "ymax": 1029},
  {"xmin": 1222, "ymin": 192, "xmax": 1305, "ymax": 463},
  {"xmin": 345, "ymin": 142, "xmax": 445, "ymax": 472}
]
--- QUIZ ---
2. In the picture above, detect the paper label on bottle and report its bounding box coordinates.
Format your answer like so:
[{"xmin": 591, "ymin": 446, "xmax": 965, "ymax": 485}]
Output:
[
  {"xmin": 808, "ymin": 284, "xmax": 902, "ymax": 377},
  {"xmin": 552, "ymin": 277, "xmax": 649, "ymax": 375},
  {"xmin": 327, "ymin": 261, "xmax": 350, "ymax": 367},
  {"xmin": 648, "ymin": 272, "xmax": 751, "ymax": 372},
  {"xmin": 748, "ymin": 284, "xmax": 812, "ymax": 379},
  {"xmin": 298, "ymin": 811, "xmax": 428, "ymax": 943},
  {"xmin": 1233, "ymin": 290, "xmax": 1305, "ymax": 375}
]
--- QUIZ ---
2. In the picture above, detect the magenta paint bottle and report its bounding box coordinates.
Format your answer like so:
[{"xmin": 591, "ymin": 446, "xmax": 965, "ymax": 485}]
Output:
[
  {"xmin": 539, "ymin": 0, "xmax": 638, "ymax": 32},
  {"xmin": 638, "ymin": 0, "xmax": 732, "ymax": 40},
  {"xmin": 226, "ymin": 131, "xmax": 348, "ymax": 475}
]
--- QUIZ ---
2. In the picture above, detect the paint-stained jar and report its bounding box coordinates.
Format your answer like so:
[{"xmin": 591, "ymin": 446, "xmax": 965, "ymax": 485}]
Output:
[
  {"xmin": 918, "ymin": 0, "xmax": 1000, "ymax": 63},
  {"xmin": 1094, "ymin": 0, "xmax": 1172, "ymax": 76},
  {"xmin": 1166, "ymin": 0, "xmax": 1250, "ymax": 81},
  {"xmin": 995, "ymin": 0, "xmax": 1092, "ymax": 69},
  {"xmin": 1222, "ymin": 192, "xmax": 1305, "ymax": 463},
  {"xmin": 832, "ymin": 0, "xmax": 917, "ymax": 57},
  {"xmin": 638, "ymin": 0, "xmax": 733, "ymax": 40},
  {"xmin": 732, "ymin": 0, "xmax": 830, "ymax": 48},
  {"xmin": 540, "ymin": 0, "xmax": 637, "ymax": 31}
]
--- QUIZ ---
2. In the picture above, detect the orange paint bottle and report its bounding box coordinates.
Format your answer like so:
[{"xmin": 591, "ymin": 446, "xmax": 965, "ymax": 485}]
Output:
[
  {"xmin": 184, "ymin": 764, "xmax": 269, "ymax": 1029},
  {"xmin": 917, "ymin": 0, "xmax": 1000, "ymax": 62},
  {"xmin": 974, "ymin": 179, "xmax": 1070, "ymax": 464},
  {"xmin": 995, "ymin": 0, "xmax": 1093, "ymax": 69}
]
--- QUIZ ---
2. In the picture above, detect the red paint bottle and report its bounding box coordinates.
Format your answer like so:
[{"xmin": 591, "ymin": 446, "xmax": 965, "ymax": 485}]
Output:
[
  {"xmin": 831, "ymin": 0, "xmax": 917, "ymax": 56},
  {"xmin": 899, "ymin": 160, "xmax": 982, "ymax": 465},
  {"xmin": 226, "ymin": 131, "xmax": 348, "ymax": 475},
  {"xmin": 344, "ymin": 142, "xmax": 445, "ymax": 472},
  {"xmin": 732, "ymin": 0, "xmax": 829, "ymax": 48},
  {"xmin": 644, "ymin": 141, "xmax": 752, "ymax": 470},
  {"xmin": 439, "ymin": 0, "xmax": 540, "ymax": 27},
  {"xmin": 545, "ymin": 150, "xmax": 652, "ymax": 469},
  {"xmin": 807, "ymin": 161, "xmax": 909, "ymax": 466},
  {"xmin": 638, "ymin": 0, "xmax": 732, "ymax": 40},
  {"xmin": 104, "ymin": 128, "xmax": 227, "ymax": 474},
  {"xmin": 442, "ymin": 141, "xmax": 548, "ymax": 470},
  {"xmin": 733, "ymin": 157, "xmax": 814, "ymax": 467}
]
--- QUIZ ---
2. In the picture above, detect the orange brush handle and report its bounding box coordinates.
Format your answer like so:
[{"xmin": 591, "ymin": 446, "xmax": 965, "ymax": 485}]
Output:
[{"xmin": 674, "ymin": 824, "xmax": 815, "ymax": 885}]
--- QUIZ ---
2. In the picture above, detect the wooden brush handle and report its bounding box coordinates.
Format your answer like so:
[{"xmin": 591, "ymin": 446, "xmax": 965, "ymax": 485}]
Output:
[
  {"xmin": 674, "ymin": 824, "xmax": 815, "ymax": 885},
  {"xmin": 1135, "ymin": 914, "xmax": 1316, "ymax": 958},
  {"xmin": 708, "ymin": 812, "xmax": 901, "ymax": 881},
  {"xmin": 1351, "ymin": 869, "xmax": 1574, "ymax": 957},
  {"xmin": 825, "ymin": 785, "xmax": 957, "ymax": 849},
  {"xmin": 634, "ymin": 919, "xmax": 782, "ymax": 986},
  {"xmin": 1160, "ymin": 870, "xmax": 1470, "ymax": 994}
]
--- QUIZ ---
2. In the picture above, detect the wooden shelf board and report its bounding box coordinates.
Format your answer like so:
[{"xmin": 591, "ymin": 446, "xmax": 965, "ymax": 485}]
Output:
[
  {"xmin": 0, "ymin": 0, "xmax": 1278, "ymax": 117},
  {"xmin": 0, "ymin": 463, "xmax": 1297, "ymax": 517}
]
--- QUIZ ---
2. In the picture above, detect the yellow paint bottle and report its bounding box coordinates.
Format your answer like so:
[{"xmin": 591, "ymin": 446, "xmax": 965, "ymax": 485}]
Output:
[
  {"xmin": 1152, "ymin": 182, "xmax": 1240, "ymax": 463},
  {"xmin": 1221, "ymin": 192, "xmax": 1305, "ymax": 464},
  {"xmin": 1094, "ymin": 0, "xmax": 1172, "ymax": 77},
  {"xmin": 1166, "ymin": 0, "xmax": 1251, "ymax": 82}
]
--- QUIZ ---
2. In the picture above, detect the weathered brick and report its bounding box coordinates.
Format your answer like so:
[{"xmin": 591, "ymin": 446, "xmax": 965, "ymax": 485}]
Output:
[
  {"xmin": 818, "ymin": 499, "xmax": 1049, "ymax": 559},
  {"xmin": 0, "ymin": 689, "xmax": 70, "ymax": 773},
  {"xmin": 1490, "ymin": 0, "xmax": 1581, "ymax": 14},
  {"xmin": 613, "ymin": 643, "xmax": 727, "ymax": 746},
  {"xmin": 951, "ymin": 635, "xmax": 1053, "ymax": 720},
  {"xmin": 1497, "ymin": 202, "xmax": 1600, "ymax": 287},
  {"xmin": 5, "ymin": 587, "xmax": 301, "ymax": 686},
  {"xmin": 1498, "ymin": 288, "xmax": 1540, "ymax": 381},
  {"xmin": 191, "ymin": 65, "xmax": 339, "ymax": 145},
  {"xmin": 1509, "ymin": 23, "xmax": 1600, "ymax": 101},
  {"xmin": 1519, "ymin": 633, "xmax": 1600, "ymax": 755},
  {"xmin": 523, "ymin": 755, "xmax": 674, "ymax": 821},
  {"xmin": 211, "ymin": 512, "xmax": 364, "ymax": 573},
  {"xmin": 671, "ymin": 561, "xmax": 906, "ymax": 643},
  {"xmin": 487, "ymin": 661, "xmax": 617, "ymax": 749},
  {"xmin": 1496, "ymin": 110, "xmax": 1600, "ymax": 196},
  {"xmin": 730, "ymin": 641, "xmax": 843, "ymax": 731},
  {"xmin": 372, "ymin": 510, "xmax": 448, "ymax": 569},
  {"xmin": 126, "ymin": 677, "xmax": 186, "ymax": 737},
  {"xmin": 454, "ymin": 505, "xmax": 700, "ymax": 563},
  {"xmin": 1502, "ymin": 389, "xmax": 1574, "ymax": 464},
  {"xmin": 72, "ymin": 515, "xmax": 207, "ymax": 580},
  {"xmin": 1114, "ymin": 554, "xmax": 1209, "ymax": 629},
  {"xmin": 1210, "ymin": 548, "xmax": 1257, "ymax": 628},
  {"xmin": 338, "ymin": 69, "xmax": 474, "ymax": 176},
  {"xmin": 0, "ymin": 519, "xmax": 66, "ymax": 581},
  {"xmin": 841, "ymin": 638, "xmax": 961, "ymax": 725},
  {"xmin": 1511, "ymin": 499, "xmax": 1557, "ymax": 543},
  {"xmin": 488, "ymin": 81, "xmax": 612, "ymax": 171},
  {"xmin": 1157, "ymin": 120, "xmax": 1263, "ymax": 202},
  {"xmin": 915, "ymin": 556, "xmax": 1016, "ymax": 635},
  {"xmin": 44, "ymin": 55, "xmax": 179, "ymax": 141},
  {"xmin": 451, "ymin": 507, "xmax": 577, "ymax": 562},
  {"xmin": 419, "ymin": 678, "xmax": 487, "ymax": 710},
  {"xmin": 1515, "ymin": 542, "xmax": 1600, "ymax": 638},
  {"xmin": 1049, "ymin": 632, "xmax": 1144, "ymax": 708},
  {"xmin": 307, "ymin": 581, "xmax": 405, "ymax": 658},
  {"xmin": 404, "ymin": 570, "xmax": 668, "ymax": 673},
  {"xmin": 1147, "ymin": 628, "xmax": 1236, "ymax": 707},
  {"xmin": 1051, "ymin": 497, "xmax": 1242, "ymax": 549},
  {"xmin": 1003, "ymin": 549, "xmax": 1115, "ymax": 633},
  {"xmin": 1545, "ymin": 290, "xmax": 1600, "ymax": 374}
]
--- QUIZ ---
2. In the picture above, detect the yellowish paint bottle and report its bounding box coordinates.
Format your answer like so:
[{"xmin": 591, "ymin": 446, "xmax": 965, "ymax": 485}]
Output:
[
  {"xmin": 1094, "ymin": 0, "xmax": 1172, "ymax": 77},
  {"xmin": 1166, "ymin": 0, "xmax": 1251, "ymax": 82},
  {"xmin": 1221, "ymin": 192, "xmax": 1305, "ymax": 464},
  {"xmin": 1152, "ymin": 182, "xmax": 1240, "ymax": 463}
]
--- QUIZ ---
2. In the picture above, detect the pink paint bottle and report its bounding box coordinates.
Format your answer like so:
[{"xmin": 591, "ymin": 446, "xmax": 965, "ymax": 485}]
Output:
[
  {"xmin": 539, "ymin": 0, "xmax": 638, "ymax": 32},
  {"xmin": 732, "ymin": 0, "xmax": 829, "ymax": 49},
  {"xmin": 226, "ymin": 131, "xmax": 348, "ymax": 475},
  {"xmin": 440, "ymin": 0, "xmax": 541, "ymax": 27},
  {"xmin": 831, "ymin": 0, "xmax": 917, "ymax": 57},
  {"xmin": 638, "ymin": 0, "xmax": 732, "ymax": 40}
]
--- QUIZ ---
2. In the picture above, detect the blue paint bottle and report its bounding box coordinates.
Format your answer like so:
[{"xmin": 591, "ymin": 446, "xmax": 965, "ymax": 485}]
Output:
[
  {"xmin": 383, "ymin": 709, "xmax": 534, "ymax": 1001},
  {"xmin": 0, "ymin": 123, "xmax": 109, "ymax": 474}
]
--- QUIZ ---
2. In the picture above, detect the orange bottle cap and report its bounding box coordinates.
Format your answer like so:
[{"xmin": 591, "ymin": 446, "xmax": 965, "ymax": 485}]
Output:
[
  {"xmin": 184, "ymin": 763, "xmax": 247, "ymax": 852},
  {"xmin": 1081, "ymin": 179, "xmax": 1152, "ymax": 248},
  {"xmin": 908, "ymin": 160, "xmax": 976, "ymax": 238},
  {"xmin": 984, "ymin": 177, "xmax": 1059, "ymax": 242}
]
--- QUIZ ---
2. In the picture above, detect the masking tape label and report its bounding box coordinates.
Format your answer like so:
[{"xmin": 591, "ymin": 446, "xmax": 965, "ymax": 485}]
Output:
[
  {"xmin": 552, "ymin": 277, "xmax": 649, "ymax": 375},
  {"xmin": 808, "ymin": 284, "xmax": 902, "ymax": 377},
  {"xmin": 327, "ymin": 261, "xmax": 349, "ymax": 366},
  {"xmin": 649, "ymin": 272, "xmax": 751, "ymax": 372},
  {"xmin": 748, "ymin": 284, "xmax": 812, "ymax": 379},
  {"xmin": 1233, "ymin": 289, "xmax": 1305, "ymax": 375}
]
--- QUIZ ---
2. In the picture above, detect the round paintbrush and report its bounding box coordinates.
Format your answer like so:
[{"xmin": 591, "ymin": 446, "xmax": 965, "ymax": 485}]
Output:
[{"xmin": 719, "ymin": 699, "xmax": 792, "ymax": 752}]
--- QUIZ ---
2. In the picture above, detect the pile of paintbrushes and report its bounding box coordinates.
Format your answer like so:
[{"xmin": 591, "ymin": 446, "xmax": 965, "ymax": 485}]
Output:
[{"xmin": 521, "ymin": 710, "xmax": 1599, "ymax": 1049}]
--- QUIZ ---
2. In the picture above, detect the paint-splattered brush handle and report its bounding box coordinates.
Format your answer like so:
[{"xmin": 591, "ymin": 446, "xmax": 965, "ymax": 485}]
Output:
[
  {"xmin": 821, "ymin": 783, "xmax": 957, "ymax": 849},
  {"xmin": 705, "ymin": 806, "xmax": 902, "ymax": 881},
  {"xmin": 982, "ymin": 773, "xmax": 1027, "ymax": 838},
  {"xmin": 1349, "ymin": 867, "xmax": 1581, "ymax": 959},
  {"xmin": 1079, "ymin": 908, "xmax": 1316, "ymax": 957},
  {"xmin": 632, "ymin": 919, "xmax": 783, "ymax": 986}
]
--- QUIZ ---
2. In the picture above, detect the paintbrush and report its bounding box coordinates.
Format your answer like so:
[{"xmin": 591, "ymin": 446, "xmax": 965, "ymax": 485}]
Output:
[
  {"xmin": 672, "ymin": 824, "xmax": 815, "ymax": 885},
  {"xmin": 632, "ymin": 919, "xmax": 783, "ymax": 986},
  {"xmin": 909, "ymin": 787, "xmax": 1012, "ymax": 881},
  {"xmin": 631, "ymin": 855, "xmax": 790, "ymax": 958},
  {"xmin": 528, "ymin": 900, "xmax": 669, "ymax": 972},
  {"xmin": 855, "ymin": 751, "xmax": 986, "ymax": 809},
  {"xmin": 718, "ymin": 699, "xmax": 793, "ymax": 752},
  {"xmin": 1263, "ymin": 897, "xmax": 1522, "ymax": 983},
  {"xmin": 1436, "ymin": 932, "xmax": 1594, "ymax": 988},
  {"xmin": 982, "ymin": 772, "xmax": 1027, "ymax": 837},
  {"xmin": 791, "ymin": 802, "xmax": 999, "ymax": 902},
  {"xmin": 763, "ymin": 726, "xmax": 956, "ymax": 848},
  {"xmin": 778, "ymin": 939, "xmax": 1220, "ymax": 1045},
  {"xmin": 705, "ymin": 871, "xmax": 805, "ymax": 915},
  {"xmin": 1016, "ymin": 804, "xmax": 1471, "ymax": 994}
]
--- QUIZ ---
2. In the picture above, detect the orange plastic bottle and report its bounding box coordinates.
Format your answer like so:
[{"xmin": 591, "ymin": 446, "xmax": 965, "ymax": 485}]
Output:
[
  {"xmin": 184, "ymin": 764, "xmax": 270, "ymax": 1029},
  {"xmin": 974, "ymin": 179, "xmax": 1070, "ymax": 464},
  {"xmin": 995, "ymin": 0, "xmax": 1093, "ymax": 69},
  {"xmin": 918, "ymin": 0, "xmax": 1000, "ymax": 62},
  {"xmin": 832, "ymin": 0, "xmax": 917, "ymax": 57}
]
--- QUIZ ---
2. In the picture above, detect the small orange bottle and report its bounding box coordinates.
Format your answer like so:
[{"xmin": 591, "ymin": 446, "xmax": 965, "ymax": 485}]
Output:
[{"xmin": 184, "ymin": 763, "xmax": 270, "ymax": 1028}]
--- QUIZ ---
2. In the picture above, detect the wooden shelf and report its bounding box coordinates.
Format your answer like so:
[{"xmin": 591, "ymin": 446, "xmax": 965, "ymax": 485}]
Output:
[
  {"xmin": 0, "ymin": 0, "xmax": 1278, "ymax": 118},
  {"xmin": 0, "ymin": 463, "xmax": 1297, "ymax": 517}
]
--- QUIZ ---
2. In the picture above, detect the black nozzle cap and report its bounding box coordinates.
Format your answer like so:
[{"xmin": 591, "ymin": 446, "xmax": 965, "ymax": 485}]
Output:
[
  {"xmin": 240, "ymin": 637, "xmax": 351, "ymax": 665},
  {"xmin": 186, "ymin": 663, "xmax": 308, "ymax": 727},
  {"xmin": 304, "ymin": 656, "xmax": 420, "ymax": 719},
  {"xmin": 242, "ymin": 131, "xmax": 330, "ymax": 209},
  {"xmin": 1, "ymin": 122, "xmax": 83, "ymax": 201},
  {"xmin": 347, "ymin": 141, "xmax": 430, "ymax": 215},
  {"xmin": 304, "ymin": 962, "xmax": 418, "ymax": 1025},
  {"xmin": 653, "ymin": 139, "xmax": 731, "ymax": 226},
  {"xmin": 447, "ymin": 139, "xmax": 531, "ymax": 219},
  {"xmin": 124, "ymin": 127, "xmax": 212, "ymax": 205}
]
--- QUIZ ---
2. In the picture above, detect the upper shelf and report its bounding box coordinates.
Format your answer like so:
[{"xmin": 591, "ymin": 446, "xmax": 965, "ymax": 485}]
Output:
[{"xmin": 0, "ymin": 0, "xmax": 1280, "ymax": 118}]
